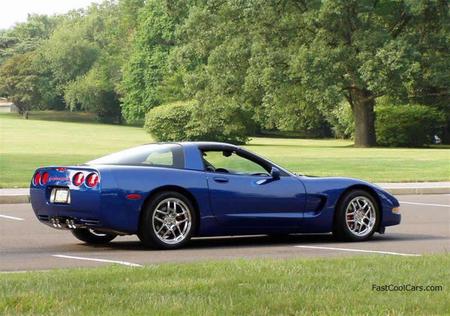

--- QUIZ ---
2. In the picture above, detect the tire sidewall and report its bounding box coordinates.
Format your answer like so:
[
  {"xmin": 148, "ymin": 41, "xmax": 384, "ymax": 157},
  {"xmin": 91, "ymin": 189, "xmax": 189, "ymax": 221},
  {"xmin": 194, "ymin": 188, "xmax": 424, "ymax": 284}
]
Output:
[
  {"xmin": 335, "ymin": 190, "xmax": 380, "ymax": 241},
  {"xmin": 139, "ymin": 191, "xmax": 197, "ymax": 249},
  {"xmin": 71, "ymin": 228, "xmax": 117, "ymax": 244}
]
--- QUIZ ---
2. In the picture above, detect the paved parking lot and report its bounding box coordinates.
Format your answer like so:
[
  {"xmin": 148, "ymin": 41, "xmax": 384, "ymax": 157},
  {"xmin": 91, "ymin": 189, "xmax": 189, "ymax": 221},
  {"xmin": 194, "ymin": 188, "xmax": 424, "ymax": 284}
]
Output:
[{"xmin": 0, "ymin": 194, "xmax": 449, "ymax": 271}]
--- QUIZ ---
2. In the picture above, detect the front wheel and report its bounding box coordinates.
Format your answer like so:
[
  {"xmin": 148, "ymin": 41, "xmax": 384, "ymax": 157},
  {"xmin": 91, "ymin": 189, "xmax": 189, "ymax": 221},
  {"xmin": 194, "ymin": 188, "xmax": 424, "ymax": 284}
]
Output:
[
  {"xmin": 71, "ymin": 228, "xmax": 117, "ymax": 244},
  {"xmin": 333, "ymin": 190, "xmax": 380, "ymax": 241},
  {"xmin": 138, "ymin": 191, "xmax": 196, "ymax": 249}
]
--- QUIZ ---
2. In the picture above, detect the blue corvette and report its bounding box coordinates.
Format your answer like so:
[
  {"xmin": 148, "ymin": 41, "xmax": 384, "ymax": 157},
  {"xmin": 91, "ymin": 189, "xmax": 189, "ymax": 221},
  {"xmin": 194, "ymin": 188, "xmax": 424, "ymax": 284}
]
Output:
[{"xmin": 30, "ymin": 142, "xmax": 401, "ymax": 249}]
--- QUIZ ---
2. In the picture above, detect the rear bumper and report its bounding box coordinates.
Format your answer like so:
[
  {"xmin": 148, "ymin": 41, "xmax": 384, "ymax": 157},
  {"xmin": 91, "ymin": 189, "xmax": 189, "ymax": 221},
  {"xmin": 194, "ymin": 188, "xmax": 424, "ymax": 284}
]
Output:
[{"xmin": 31, "ymin": 187, "xmax": 105, "ymax": 229}]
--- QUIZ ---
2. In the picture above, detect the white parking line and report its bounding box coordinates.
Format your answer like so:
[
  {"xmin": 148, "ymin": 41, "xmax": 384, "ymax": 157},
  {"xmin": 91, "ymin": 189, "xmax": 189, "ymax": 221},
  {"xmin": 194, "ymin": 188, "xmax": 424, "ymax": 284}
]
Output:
[
  {"xmin": 0, "ymin": 214, "xmax": 24, "ymax": 221},
  {"xmin": 295, "ymin": 245, "xmax": 421, "ymax": 257},
  {"xmin": 399, "ymin": 201, "xmax": 450, "ymax": 208},
  {"xmin": 52, "ymin": 254, "xmax": 143, "ymax": 267}
]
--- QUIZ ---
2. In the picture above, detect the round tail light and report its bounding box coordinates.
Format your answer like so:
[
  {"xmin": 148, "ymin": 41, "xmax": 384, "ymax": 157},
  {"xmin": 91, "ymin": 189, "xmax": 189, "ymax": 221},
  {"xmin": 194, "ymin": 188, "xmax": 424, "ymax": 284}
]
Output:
[
  {"xmin": 72, "ymin": 172, "xmax": 85, "ymax": 186},
  {"xmin": 33, "ymin": 172, "xmax": 41, "ymax": 186},
  {"xmin": 41, "ymin": 172, "xmax": 49, "ymax": 185},
  {"xmin": 86, "ymin": 173, "xmax": 99, "ymax": 187}
]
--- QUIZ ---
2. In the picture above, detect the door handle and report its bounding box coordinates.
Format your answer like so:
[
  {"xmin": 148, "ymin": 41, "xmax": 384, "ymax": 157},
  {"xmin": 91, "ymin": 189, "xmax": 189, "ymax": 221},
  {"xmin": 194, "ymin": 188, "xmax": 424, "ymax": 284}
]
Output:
[{"xmin": 213, "ymin": 177, "xmax": 229, "ymax": 183}]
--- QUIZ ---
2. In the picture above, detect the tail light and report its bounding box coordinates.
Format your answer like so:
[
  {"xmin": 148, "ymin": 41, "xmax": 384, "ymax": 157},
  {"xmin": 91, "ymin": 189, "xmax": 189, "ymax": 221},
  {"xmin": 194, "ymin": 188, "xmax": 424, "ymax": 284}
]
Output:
[
  {"xmin": 33, "ymin": 172, "xmax": 41, "ymax": 186},
  {"xmin": 86, "ymin": 173, "xmax": 99, "ymax": 187},
  {"xmin": 41, "ymin": 172, "xmax": 49, "ymax": 185},
  {"xmin": 72, "ymin": 172, "xmax": 85, "ymax": 186}
]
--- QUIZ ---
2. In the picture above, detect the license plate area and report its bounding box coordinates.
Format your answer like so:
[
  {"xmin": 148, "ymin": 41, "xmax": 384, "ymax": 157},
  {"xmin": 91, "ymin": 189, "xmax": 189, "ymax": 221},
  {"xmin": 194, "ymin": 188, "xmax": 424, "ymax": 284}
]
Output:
[{"xmin": 50, "ymin": 187, "xmax": 71, "ymax": 204}]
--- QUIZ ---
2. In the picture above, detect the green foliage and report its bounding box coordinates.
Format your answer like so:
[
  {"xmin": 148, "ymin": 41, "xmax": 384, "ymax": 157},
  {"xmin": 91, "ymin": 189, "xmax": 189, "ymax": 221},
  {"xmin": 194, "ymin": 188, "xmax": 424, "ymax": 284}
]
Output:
[
  {"xmin": 0, "ymin": 1, "xmax": 144, "ymax": 120},
  {"xmin": 0, "ymin": 0, "xmax": 449, "ymax": 144},
  {"xmin": 144, "ymin": 100, "xmax": 250, "ymax": 144},
  {"xmin": 187, "ymin": 98, "xmax": 251, "ymax": 144},
  {"xmin": 42, "ymin": 22, "xmax": 100, "ymax": 89},
  {"xmin": 376, "ymin": 104, "xmax": 446, "ymax": 147},
  {"xmin": 0, "ymin": 52, "xmax": 41, "ymax": 113},
  {"xmin": 121, "ymin": 0, "xmax": 190, "ymax": 122},
  {"xmin": 0, "ymin": 14, "xmax": 59, "ymax": 64},
  {"xmin": 144, "ymin": 101, "xmax": 194, "ymax": 142},
  {"xmin": 328, "ymin": 102, "xmax": 355, "ymax": 139},
  {"xmin": 64, "ymin": 60, "xmax": 121, "ymax": 123}
]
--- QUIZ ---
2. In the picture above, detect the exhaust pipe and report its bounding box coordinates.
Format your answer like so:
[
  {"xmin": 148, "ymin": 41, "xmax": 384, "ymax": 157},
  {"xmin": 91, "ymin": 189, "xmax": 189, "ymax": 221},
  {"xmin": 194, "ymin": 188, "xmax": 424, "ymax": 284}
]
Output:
[{"xmin": 66, "ymin": 219, "xmax": 76, "ymax": 229}]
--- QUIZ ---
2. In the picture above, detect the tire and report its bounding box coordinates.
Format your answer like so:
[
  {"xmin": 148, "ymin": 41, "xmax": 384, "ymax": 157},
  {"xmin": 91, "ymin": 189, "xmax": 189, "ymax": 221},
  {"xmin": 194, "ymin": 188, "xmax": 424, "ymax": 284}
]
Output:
[
  {"xmin": 71, "ymin": 228, "xmax": 117, "ymax": 244},
  {"xmin": 138, "ymin": 191, "xmax": 197, "ymax": 250},
  {"xmin": 333, "ymin": 190, "xmax": 380, "ymax": 242}
]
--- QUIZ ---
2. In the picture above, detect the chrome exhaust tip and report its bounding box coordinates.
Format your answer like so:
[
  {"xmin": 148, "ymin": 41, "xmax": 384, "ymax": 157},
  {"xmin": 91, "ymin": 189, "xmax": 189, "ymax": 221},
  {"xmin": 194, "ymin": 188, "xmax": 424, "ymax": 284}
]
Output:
[
  {"xmin": 51, "ymin": 218, "xmax": 58, "ymax": 228},
  {"xmin": 64, "ymin": 219, "xmax": 76, "ymax": 229}
]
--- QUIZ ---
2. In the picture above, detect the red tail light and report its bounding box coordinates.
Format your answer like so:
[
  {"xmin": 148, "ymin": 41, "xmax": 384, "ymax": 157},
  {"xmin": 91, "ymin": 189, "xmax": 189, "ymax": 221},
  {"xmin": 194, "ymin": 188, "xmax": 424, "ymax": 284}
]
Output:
[
  {"xmin": 33, "ymin": 172, "xmax": 41, "ymax": 186},
  {"xmin": 86, "ymin": 173, "xmax": 99, "ymax": 187},
  {"xmin": 41, "ymin": 172, "xmax": 49, "ymax": 185},
  {"xmin": 72, "ymin": 172, "xmax": 85, "ymax": 186}
]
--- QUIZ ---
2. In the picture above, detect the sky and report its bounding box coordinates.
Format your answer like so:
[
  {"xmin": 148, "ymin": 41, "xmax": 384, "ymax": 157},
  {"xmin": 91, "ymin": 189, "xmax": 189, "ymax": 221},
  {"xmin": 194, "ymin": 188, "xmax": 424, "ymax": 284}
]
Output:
[{"xmin": 0, "ymin": 0, "xmax": 103, "ymax": 30}]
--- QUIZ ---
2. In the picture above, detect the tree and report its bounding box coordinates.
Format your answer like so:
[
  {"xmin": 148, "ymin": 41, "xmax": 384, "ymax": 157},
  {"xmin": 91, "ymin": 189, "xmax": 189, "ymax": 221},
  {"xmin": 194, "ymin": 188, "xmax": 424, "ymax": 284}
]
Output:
[
  {"xmin": 287, "ymin": 0, "xmax": 448, "ymax": 147},
  {"xmin": 0, "ymin": 14, "xmax": 59, "ymax": 65},
  {"xmin": 0, "ymin": 52, "xmax": 41, "ymax": 114},
  {"xmin": 64, "ymin": 58, "xmax": 122, "ymax": 123},
  {"xmin": 121, "ymin": 0, "xmax": 192, "ymax": 122},
  {"xmin": 158, "ymin": 0, "xmax": 448, "ymax": 146}
]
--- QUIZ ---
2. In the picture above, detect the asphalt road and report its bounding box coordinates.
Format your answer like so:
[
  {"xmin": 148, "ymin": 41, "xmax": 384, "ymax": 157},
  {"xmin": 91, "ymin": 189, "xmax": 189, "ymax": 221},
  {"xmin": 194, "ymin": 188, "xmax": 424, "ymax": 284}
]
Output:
[{"xmin": 1, "ymin": 194, "xmax": 449, "ymax": 272}]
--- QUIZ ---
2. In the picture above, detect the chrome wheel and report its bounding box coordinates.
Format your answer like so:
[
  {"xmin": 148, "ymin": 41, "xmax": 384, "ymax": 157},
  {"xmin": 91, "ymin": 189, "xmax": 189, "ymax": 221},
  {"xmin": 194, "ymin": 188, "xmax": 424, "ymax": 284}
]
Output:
[
  {"xmin": 152, "ymin": 197, "xmax": 192, "ymax": 245},
  {"xmin": 345, "ymin": 196, "xmax": 376, "ymax": 237}
]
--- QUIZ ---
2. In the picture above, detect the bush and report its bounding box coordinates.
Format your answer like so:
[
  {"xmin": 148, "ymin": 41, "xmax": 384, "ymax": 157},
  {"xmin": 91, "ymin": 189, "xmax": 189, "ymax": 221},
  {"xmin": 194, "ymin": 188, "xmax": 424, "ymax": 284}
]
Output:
[
  {"xmin": 145, "ymin": 99, "xmax": 250, "ymax": 144},
  {"xmin": 376, "ymin": 104, "xmax": 445, "ymax": 147},
  {"xmin": 144, "ymin": 101, "xmax": 195, "ymax": 142},
  {"xmin": 186, "ymin": 99, "xmax": 250, "ymax": 144}
]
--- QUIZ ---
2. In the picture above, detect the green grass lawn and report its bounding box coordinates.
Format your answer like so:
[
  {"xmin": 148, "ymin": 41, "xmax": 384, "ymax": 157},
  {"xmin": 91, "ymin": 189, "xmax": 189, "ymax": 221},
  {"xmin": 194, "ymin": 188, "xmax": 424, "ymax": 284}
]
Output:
[
  {"xmin": 1, "ymin": 255, "xmax": 448, "ymax": 315},
  {"xmin": 1, "ymin": 112, "xmax": 449, "ymax": 187}
]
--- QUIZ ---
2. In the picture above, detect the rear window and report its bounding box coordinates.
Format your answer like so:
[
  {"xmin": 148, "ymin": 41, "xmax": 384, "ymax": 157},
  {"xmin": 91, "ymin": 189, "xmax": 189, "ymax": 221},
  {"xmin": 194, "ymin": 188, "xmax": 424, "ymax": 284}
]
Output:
[{"xmin": 87, "ymin": 144, "xmax": 184, "ymax": 169}]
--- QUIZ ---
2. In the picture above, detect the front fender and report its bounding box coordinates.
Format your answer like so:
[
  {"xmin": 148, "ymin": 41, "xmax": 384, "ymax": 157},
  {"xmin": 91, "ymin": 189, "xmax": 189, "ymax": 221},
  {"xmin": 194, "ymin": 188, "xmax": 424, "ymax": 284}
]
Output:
[{"xmin": 296, "ymin": 176, "xmax": 400, "ymax": 233}]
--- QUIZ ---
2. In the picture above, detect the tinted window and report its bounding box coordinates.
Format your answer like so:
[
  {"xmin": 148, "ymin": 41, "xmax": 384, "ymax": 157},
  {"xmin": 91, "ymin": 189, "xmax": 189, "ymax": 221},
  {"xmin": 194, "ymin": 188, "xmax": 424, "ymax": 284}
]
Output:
[
  {"xmin": 202, "ymin": 150, "xmax": 269, "ymax": 176},
  {"xmin": 88, "ymin": 144, "xmax": 184, "ymax": 168}
]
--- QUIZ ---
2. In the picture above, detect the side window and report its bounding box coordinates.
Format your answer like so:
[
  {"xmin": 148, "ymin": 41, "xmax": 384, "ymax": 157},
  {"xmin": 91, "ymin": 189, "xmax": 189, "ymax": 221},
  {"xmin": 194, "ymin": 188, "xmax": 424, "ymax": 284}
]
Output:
[
  {"xmin": 144, "ymin": 150, "xmax": 173, "ymax": 166},
  {"xmin": 89, "ymin": 144, "xmax": 184, "ymax": 168},
  {"xmin": 203, "ymin": 150, "xmax": 269, "ymax": 176}
]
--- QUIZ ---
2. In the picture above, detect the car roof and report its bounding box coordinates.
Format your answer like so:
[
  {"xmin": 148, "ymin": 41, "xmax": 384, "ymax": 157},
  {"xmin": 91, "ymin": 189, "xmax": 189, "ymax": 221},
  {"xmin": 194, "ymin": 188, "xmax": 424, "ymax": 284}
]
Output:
[
  {"xmin": 179, "ymin": 141, "xmax": 240, "ymax": 150},
  {"xmin": 143, "ymin": 141, "xmax": 240, "ymax": 151}
]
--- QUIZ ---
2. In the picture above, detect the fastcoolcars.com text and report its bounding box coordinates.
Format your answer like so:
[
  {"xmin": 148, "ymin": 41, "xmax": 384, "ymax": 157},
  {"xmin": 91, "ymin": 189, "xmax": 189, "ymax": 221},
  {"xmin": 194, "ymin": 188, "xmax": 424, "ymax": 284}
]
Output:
[{"xmin": 372, "ymin": 284, "xmax": 443, "ymax": 292}]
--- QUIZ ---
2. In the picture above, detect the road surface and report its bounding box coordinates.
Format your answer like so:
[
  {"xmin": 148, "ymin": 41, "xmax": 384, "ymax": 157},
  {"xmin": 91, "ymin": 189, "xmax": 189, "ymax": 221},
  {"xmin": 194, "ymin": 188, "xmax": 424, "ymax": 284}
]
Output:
[{"xmin": 1, "ymin": 194, "xmax": 449, "ymax": 271}]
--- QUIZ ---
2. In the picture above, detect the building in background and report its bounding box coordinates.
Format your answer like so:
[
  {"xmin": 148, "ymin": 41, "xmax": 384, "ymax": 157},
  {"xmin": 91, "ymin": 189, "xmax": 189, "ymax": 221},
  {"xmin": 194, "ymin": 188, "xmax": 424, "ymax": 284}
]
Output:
[{"xmin": 0, "ymin": 98, "xmax": 18, "ymax": 113}]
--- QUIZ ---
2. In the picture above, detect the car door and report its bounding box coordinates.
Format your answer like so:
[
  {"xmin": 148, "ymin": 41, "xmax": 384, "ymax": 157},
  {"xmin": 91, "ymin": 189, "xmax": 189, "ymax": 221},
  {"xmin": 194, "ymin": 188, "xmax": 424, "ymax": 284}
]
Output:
[{"xmin": 203, "ymin": 149, "xmax": 306, "ymax": 230}]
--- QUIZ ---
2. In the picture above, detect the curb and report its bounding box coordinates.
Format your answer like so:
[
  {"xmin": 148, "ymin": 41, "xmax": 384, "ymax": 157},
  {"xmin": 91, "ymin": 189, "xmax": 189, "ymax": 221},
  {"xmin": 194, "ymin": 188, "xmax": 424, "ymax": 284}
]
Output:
[
  {"xmin": 384, "ymin": 187, "xmax": 450, "ymax": 195},
  {"xmin": 0, "ymin": 194, "xmax": 29, "ymax": 204},
  {"xmin": 0, "ymin": 185, "xmax": 449, "ymax": 205}
]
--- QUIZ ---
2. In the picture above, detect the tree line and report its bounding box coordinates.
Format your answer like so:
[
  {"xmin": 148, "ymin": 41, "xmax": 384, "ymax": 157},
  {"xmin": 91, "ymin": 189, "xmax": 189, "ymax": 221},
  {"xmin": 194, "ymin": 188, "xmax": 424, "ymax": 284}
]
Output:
[{"xmin": 0, "ymin": 0, "xmax": 448, "ymax": 146}]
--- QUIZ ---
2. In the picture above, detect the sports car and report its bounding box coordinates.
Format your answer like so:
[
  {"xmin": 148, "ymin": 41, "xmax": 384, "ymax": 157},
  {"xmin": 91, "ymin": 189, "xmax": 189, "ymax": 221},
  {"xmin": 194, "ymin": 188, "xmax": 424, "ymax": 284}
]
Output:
[{"xmin": 30, "ymin": 142, "xmax": 401, "ymax": 249}]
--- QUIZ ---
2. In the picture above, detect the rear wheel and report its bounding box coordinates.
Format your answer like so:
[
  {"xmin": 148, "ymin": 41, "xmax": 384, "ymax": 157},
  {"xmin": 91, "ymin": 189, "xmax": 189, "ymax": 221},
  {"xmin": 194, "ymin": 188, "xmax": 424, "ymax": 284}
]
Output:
[
  {"xmin": 71, "ymin": 228, "xmax": 117, "ymax": 244},
  {"xmin": 138, "ymin": 191, "xmax": 196, "ymax": 249},
  {"xmin": 333, "ymin": 190, "xmax": 379, "ymax": 241}
]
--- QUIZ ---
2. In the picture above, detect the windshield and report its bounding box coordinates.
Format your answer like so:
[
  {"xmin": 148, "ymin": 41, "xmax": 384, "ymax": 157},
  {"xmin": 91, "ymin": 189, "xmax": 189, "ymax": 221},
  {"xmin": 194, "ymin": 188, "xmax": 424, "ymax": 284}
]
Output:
[{"xmin": 87, "ymin": 144, "xmax": 184, "ymax": 169}]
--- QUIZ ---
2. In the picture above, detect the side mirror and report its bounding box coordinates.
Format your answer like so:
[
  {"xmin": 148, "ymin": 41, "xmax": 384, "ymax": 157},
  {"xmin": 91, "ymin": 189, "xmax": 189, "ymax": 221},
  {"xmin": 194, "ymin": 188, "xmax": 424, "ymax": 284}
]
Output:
[{"xmin": 270, "ymin": 167, "xmax": 280, "ymax": 180}]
